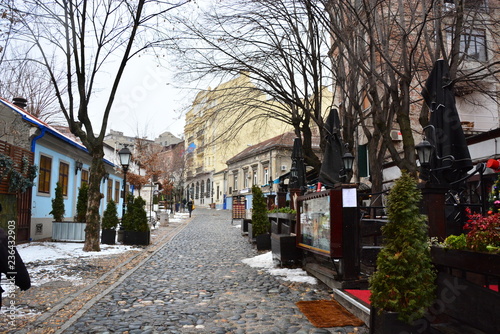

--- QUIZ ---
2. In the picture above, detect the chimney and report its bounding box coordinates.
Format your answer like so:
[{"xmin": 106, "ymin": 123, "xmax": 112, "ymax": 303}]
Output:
[{"xmin": 12, "ymin": 97, "xmax": 28, "ymax": 109}]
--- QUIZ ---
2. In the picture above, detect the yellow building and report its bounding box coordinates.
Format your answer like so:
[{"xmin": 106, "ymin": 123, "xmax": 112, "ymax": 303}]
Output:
[
  {"xmin": 184, "ymin": 73, "xmax": 335, "ymax": 209},
  {"xmin": 184, "ymin": 74, "xmax": 294, "ymax": 208}
]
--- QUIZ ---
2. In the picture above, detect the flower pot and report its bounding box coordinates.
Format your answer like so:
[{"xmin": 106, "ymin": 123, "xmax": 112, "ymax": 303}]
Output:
[
  {"xmin": 101, "ymin": 229, "xmax": 116, "ymax": 245},
  {"xmin": 123, "ymin": 230, "xmax": 150, "ymax": 246},
  {"xmin": 255, "ymin": 233, "xmax": 271, "ymax": 250},
  {"xmin": 369, "ymin": 307, "xmax": 429, "ymax": 334}
]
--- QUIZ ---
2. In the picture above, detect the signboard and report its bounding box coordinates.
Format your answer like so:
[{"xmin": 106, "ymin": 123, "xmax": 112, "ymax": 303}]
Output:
[{"xmin": 297, "ymin": 189, "xmax": 344, "ymax": 258}]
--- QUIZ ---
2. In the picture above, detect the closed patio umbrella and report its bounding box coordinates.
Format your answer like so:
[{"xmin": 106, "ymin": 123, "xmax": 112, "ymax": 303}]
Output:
[
  {"xmin": 421, "ymin": 59, "xmax": 473, "ymax": 186},
  {"xmin": 289, "ymin": 137, "xmax": 306, "ymax": 192},
  {"xmin": 318, "ymin": 108, "xmax": 344, "ymax": 188}
]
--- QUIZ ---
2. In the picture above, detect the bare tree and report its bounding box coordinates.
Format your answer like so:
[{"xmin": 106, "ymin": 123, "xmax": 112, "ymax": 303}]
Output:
[
  {"xmin": 8, "ymin": 0, "xmax": 189, "ymax": 251},
  {"xmin": 320, "ymin": 0, "xmax": 500, "ymax": 197},
  {"xmin": 0, "ymin": 57, "xmax": 64, "ymax": 124},
  {"xmin": 169, "ymin": 0, "xmax": 335, "ymax": 174}
]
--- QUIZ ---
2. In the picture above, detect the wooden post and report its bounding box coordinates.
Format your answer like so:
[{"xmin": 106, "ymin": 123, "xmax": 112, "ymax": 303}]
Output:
[
  {"xmin": 277, "ymin": 191, "xmax": 287, "ymax": 208},
  {"xmin": 419, "ymin": 183, "xmax": 447, "ymax": 241}
]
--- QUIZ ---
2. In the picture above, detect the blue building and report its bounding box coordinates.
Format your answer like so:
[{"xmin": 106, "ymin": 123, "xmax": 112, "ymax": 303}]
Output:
[{"xmin": 0, "ymin": 97, "xmax": 124, "ymax": 241}]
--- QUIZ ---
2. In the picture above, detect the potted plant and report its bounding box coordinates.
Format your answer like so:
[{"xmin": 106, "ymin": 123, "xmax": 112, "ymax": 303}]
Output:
[
  {"xmin": 122, "ymin": 195, "xmax": 150, "ymax": 245},
  {"xmin": 251, "ymin": 185, "xmax": 271, "ymax": 250},
  {"xmin": 49, "ymin": 182, "xmax": 65, "ymax": 222},
  {"xmin": 369, "ymin": 171, "xmax": 436, "ymax": 333},
  {"xmin": 101, "ymin": 200, "xmax": 119, "ymax": 244},
  {"xmin": 75, "ymin": 182, "xmax": 88, "ymax": 223}
]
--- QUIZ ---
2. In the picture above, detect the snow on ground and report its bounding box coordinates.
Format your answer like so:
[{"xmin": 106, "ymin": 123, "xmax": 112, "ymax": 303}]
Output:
[
  {"xmin": 242, "ymin": 251, "xmax": 318, "ymax": 285},
  {"xmin": 17, "ymin": 242, "xmax": 138, "ymax": 263}
]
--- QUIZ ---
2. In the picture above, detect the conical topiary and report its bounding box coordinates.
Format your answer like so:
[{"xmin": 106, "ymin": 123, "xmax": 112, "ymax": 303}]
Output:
[
  {"xmin": 49, "ymin": 182, "xmax": 65, "ymax": 222},
  {"xmin": 121, "ymin": 196, "xmax": 149, "ymax": 232},
  {"xmin": 369, "ymin": 171, "xmax": 436, "ymax": 324},
  {"xmin": 102, "ymin": 200, "xmax": 120, "ymax": 230},
  {"xmin": 251, "ymin": 185, "xmax": 269, "ymax": 236},
  {"xmin": 76, "ymin": 182, "xmax": 88, "ymax": 222}
]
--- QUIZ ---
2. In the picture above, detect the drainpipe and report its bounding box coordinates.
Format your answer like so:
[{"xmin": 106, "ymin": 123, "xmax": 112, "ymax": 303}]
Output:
[{"xmin": 30, "ymin": 125, "xmax": 47, "ymax": 153}]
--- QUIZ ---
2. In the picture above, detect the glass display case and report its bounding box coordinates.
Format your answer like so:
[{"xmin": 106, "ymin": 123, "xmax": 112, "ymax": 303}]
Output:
[{"xmin": 297, "ymin": 189, "xmax": 344, "ymax": 257}]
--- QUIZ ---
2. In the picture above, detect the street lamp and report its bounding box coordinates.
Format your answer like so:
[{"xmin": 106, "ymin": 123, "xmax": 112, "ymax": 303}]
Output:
[
  {"xmin": 339, "ymin": 145, "xmax": 355, "ymax": 183},
  {"xmin": 341, "ymin": 152, "xmax": 355, "ymax": 173},
  {"xmin": 118, "ymin": 147, "xmax": 132, "ymax": 217},
  {"xmin": 415, "ymin": 139, "xmax": 434, "ymax": 168}
]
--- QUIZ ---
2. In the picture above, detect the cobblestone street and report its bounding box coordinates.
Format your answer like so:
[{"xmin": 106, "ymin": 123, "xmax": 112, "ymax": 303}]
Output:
[{"xmin": 10, "ymin": 209, "xmax": 368, "ymax": 334}]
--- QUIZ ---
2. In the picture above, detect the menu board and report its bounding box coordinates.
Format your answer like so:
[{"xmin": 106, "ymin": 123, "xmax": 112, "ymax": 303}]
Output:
[{"xmin": 298, "ymin": 194, "xmax": 331, "ymax": 254}]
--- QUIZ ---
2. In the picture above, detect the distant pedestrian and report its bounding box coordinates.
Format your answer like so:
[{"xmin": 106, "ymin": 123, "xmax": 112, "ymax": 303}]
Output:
[
  {"xmin": 0, "ymin": 228, "xmax": 31, "ymax": 307},
  {"xmin": 182, "ymin": 198, "xmax": 187, "ymax": 213},
  {"xmin": 187, "ymin": 200, "xmax": 194, "ymax": 217}
]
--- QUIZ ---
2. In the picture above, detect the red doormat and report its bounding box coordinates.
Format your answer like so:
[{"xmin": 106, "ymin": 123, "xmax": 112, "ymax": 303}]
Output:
[
  {"xmin": 296, "ymin": 299, "xmax": 365, "ymax": 328},
  {"xmin": 345, "ymin": 289, "xmax": 371, "ymax": 305}
]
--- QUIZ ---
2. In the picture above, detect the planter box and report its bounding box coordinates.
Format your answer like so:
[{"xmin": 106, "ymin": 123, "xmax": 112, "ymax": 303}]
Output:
[
  {"xmin": 430, "ymin": 247, "xmax": 500, "ymax": 333},
  {"xmin": 52, "ymin": 221, "xmax": 86, "ymax": 242},
  {"xmin": 369, "ymin": 307, "xmax": 429, "ymax": 334},
  {"xmin": 123, "ymin": 230, "xmax": 150, "ymax": 246},
  {"xmin": 255, "ymin": 233, "xmax": 271, "ymax": 251},
  {"xmin": 271, "ymin": 233, "xmax": 299, "ymax": 264},
  {"xmin": 101, "ymin": 229, "xmax": 116, "ymax": 245},
  {"xmin": 431, "ymin": 246, "xmax": 500, "ymax": 276},
  {"xmin": 268, "ymin": 213, "xmax": 296, "ymax": 235}
]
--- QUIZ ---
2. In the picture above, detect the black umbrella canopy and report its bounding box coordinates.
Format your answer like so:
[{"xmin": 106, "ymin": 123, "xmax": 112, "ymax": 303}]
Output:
[
  {"xmin": 289, "ymin": 137, "xmax": 306, "ymax": 190},
  {"xmin": 318, "ymin": 108, "xmax": 344, "ymax": 188},
  {"xmin": 421, "ymin": 59, "xmax": 473, "ymax": 185}
]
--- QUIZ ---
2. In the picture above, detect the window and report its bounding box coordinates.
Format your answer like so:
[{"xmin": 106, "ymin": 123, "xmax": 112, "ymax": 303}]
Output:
[
  {"xmin": 38, "ymin": 155, "xmax": 52, "ymax": 193},
  {"xmin": 115, "ymin": 180, "xmax": 120, "ymax": 203},
  {"xmin": 58, "ymin": 161, "xmax": 69, "ymax": 196},
  {"xmin": 460, "ymin": 29, "xmax": 487, "ymax": 61},
  {"xmin": 206, "ymin": 179, "xmax": 211, "ymax": 198},
  {"xmin": 81, "ymin": 169, "xmax": 89, "ymax": 185},
  {"xmin": 107, "ymin": 180, "xmax": 113, "ymax": 202},
  {"xmin": 233, "ymin": 173, "xmax": 238, "ymax": 191},
  {"xmin": 264, "ymin": 168, "xmax": 269, "ymax": 185},
  {"xmin": 243, "ymin": 170, "xmax": 249, "ymax": 188},
  {"xmin": 448, "ymin": 27, "xmax": 487, "ymax": 61},
  {"xmin": 253, "ymin": 169, "xmax": 257, "ymax": 186}
]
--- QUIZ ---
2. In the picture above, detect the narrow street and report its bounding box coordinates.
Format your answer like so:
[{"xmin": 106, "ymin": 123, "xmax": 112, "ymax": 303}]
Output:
[{"xmin": 51, "ymin": 209, "xmax": 366, "ymax": 334}]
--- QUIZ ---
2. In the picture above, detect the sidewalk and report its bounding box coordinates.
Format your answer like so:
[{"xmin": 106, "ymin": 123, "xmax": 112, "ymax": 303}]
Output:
[{"xmin": 1, "ymin": 213, "xmax": 190, "ymax": 334}]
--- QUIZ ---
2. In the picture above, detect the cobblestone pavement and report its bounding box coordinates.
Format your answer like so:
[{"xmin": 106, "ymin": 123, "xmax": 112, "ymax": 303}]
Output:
[
  {"xmin": 2, "ymin": 216, "xmax": 189, "ymax": 334},
  {"xmin": 59, "ymin": 209, "xmax": 367, "ymax": 334},
  {"xmin": 6, "ymin": 208, "xmax": 367, "ymax": 334}
]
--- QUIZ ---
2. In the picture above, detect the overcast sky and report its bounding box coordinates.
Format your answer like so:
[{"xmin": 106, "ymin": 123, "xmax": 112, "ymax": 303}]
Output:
[{"xmin": 89, "ymin": 54, "xmax": 195, "ymax": 141}]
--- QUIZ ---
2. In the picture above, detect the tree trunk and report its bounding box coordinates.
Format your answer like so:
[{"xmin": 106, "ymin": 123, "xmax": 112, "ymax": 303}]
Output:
[{"xmin": 83, "ymin": 149, "xmax": 105, "ymax": 252}]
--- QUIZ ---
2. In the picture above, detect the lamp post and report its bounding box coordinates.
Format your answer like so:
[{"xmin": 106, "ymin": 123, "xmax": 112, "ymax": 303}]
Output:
[
  {"xmin": 169, "ymin": 176, "xmax": 175, "ymax": 213},
  {"xmin": 339, "ymin": 149, "xmax": 355, "ymax": 183},
  {"xmin": 118, "ymin": 147, "xmax": 132, "ymax": 218}
]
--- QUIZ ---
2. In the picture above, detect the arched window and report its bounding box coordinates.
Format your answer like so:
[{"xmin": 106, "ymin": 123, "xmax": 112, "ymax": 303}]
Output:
[
  {"xmin": 195, "ymin": 182, "xmax": 200, "ymax": 199},
  {"xmin": 200, "ymin": 180, "xmax": 205, "ymax": 199},
  {"xmin": 206, "ymin": 179, "xmax": 211, "ymax": 198}
]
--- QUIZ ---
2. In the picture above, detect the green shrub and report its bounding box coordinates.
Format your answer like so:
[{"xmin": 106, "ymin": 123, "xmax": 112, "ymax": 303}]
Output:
[
  {"xmin": 251, "ymin": 185, "xmax": 270, "ymax": 236},
  {"xmin": 121, "ymin": 196, "xmax": 149, "ymax": 232},
  {"xmin": 76, "ymin": 183, "xmax": 88, "ymax": 222},
  {"xmin": 101, "ymin": 200, "xmax": 120, "ymax": 230},
  {"xmin": 369, "ymin": 171, "xmax": 436, "ymax": 324},
  {"xmin": 49, "ymin": 182, "xmax": 65, "ymax": 222},
  {"xmin": 443, "ymin": 234, "xmax": 467, "ymax": 250}
]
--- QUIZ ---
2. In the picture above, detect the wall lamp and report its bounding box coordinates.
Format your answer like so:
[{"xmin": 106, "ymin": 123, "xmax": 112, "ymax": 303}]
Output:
[
  {"xmin": 75, "ymin": 160, "xmax": 83, "ymax": 175},
  {"xmin": 103, "ymin": 173, "xmax": 109, "ymax": 183}
]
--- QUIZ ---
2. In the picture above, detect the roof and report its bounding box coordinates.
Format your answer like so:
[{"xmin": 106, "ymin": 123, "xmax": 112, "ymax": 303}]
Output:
[
  {"xmin": 226, "ymin": 131, "xmax": 321, "ymax": 165},
  {"xmin": 0, "ymin": 97, "xmax": 115, "ymax": 167}
]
